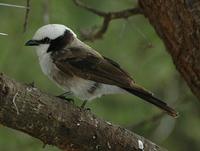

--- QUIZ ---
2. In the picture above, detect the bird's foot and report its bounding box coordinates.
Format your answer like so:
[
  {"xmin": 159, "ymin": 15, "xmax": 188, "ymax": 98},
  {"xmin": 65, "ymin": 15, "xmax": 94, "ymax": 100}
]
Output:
[
  {"xmin": 80, "ymin": 100, "xmax": 90, "ymax": 111},
  {"xmin": 57, "ymin": 93, "xmax": 74, "ymax": 104}
]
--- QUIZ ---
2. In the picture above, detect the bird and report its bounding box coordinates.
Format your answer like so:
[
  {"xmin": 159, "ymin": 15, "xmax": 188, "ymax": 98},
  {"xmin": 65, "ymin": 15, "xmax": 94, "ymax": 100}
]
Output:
[{"xmin": 25, "ymin": 24, "xmax": 178, "ymax": 117}]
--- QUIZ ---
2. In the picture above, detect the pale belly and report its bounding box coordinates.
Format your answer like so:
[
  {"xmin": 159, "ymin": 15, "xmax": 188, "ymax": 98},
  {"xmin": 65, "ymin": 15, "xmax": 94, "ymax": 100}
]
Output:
[{"xmin": 38, "ymin": 52, "xmax": 125, "ymax": 101}]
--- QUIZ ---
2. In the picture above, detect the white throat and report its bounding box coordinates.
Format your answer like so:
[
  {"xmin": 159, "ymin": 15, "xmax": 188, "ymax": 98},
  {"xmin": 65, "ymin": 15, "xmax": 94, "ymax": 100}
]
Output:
[
  {"xmin": 36, "ymin": 44, "xmax": 49, "ymax": 57},
  {"xmin": 36, "ymin": 44, "xmax": 53, "ymax": 76}
]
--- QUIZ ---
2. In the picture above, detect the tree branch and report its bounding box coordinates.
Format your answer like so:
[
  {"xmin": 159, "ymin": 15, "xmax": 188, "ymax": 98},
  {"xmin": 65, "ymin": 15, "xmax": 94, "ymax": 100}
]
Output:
[
  {"xmin": 23, "ymin": 0, "xmax": 31, "ymax": 32},
  {"xmin": 139, "ymin": 0, "xmax": 200, "ymax": 102},
  {"xmin": 73, "ymin": 0, "xmax": 143, "ymax": 41},
  {"xmin": 0, "ymin": 73, "xmax": 167, "ymax": 151}
]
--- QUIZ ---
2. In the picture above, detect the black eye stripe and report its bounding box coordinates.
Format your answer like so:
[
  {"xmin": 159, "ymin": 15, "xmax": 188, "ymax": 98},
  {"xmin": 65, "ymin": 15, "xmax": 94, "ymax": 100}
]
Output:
[{"xmin": 39, "ymin": 37, "xmax": 51, "ymax": 44}]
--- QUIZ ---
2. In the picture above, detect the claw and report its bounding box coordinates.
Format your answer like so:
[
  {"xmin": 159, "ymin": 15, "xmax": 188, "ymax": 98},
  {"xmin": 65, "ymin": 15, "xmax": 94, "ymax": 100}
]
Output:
[{"xmin": 81, "ymin": 100, "xmax": 88, "ymax": 108}]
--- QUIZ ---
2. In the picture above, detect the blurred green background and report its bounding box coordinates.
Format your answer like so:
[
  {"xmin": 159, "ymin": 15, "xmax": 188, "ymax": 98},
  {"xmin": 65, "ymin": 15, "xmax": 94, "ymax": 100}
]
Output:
[{"xmin": 0, "ymin": 0, "xmax": 199, "ymax": 151}]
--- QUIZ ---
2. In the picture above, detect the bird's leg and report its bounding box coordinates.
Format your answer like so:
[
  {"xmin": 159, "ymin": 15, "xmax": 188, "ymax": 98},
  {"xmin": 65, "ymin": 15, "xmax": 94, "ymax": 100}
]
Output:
[
  {"xmin": 56, "ymin": 92, "xmax": 74, "ymax": 103},
  {"xmin": 81, "ymin": 100, "xmax": 88, "ymax": 108},
  {"xmin": 58, "ymin": 91, "xmax": 71, "ymax": 97}
]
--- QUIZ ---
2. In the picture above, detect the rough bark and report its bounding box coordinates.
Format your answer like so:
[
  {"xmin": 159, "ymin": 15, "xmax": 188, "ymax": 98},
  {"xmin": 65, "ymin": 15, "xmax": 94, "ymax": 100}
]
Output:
[
  {"xmin": 0, "ymin": 73, "xmax": 166, "ymax": 151},
  {"xmin": 139, "ymin": 0, "xmax": 200, "ymax": 101}
]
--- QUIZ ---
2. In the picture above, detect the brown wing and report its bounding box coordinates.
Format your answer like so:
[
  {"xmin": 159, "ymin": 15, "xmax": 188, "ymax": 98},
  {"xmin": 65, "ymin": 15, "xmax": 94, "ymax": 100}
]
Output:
[
  {"xmin": 52, "ymin": 47, "xmax": 178, "ymax": 117},
  {"xmin": 52, "ymin": 47, "xmax": 134, "ymax": 88}
]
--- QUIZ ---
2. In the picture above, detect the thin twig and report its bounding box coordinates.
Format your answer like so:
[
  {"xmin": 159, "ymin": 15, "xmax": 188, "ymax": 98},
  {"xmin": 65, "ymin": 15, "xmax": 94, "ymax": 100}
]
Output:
[
  {"xmin": 126, "ymin": 19, "xmax": 153, "ymax": 49},
  {"xmin": 12, "ymin": 92, "xmax": 19, "ymax": 115},
  {"xmin": 23, "ymin": 0, "xmax": 31, "ymax": 33},
  {"xmin": 73, "ymin": 0, "xmax": 106, "ymax": 16},
  {"xmin": 0, "ymin": 2, "xmax": 28, "ymax": 9},
  {"xmin": 73, "ymin": 0, "xmax": 143, "ymax": 41},
  {"xmin": 0, "ymin": 33, "xmax": 8, "ymax": 36}
]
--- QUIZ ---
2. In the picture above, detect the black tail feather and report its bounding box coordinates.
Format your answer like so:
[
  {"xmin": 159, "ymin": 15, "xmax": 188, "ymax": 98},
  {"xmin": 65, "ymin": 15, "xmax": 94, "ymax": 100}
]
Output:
[{"xmin": 123, "ymin": 86, "xmax": 178, "ymax": 118}]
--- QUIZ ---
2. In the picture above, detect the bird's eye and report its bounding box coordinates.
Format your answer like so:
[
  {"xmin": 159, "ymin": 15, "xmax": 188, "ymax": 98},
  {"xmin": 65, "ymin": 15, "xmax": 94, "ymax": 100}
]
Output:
[{"xmin": 42, "ymin": 37, "xmax": 51, "ymax": 44}]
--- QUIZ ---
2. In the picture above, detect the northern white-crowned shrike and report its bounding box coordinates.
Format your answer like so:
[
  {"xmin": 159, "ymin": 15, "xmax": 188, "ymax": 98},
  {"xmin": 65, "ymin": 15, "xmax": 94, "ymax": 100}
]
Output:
[{"xmin": 25, "ymin": 24, "xmax": 178, "ymax": 117}]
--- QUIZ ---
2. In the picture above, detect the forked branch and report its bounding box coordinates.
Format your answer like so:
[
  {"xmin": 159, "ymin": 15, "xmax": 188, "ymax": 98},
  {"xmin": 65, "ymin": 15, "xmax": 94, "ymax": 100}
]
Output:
[{"xmin": 73, "ymin": 0, "xmax": 143, "ymax": 41}]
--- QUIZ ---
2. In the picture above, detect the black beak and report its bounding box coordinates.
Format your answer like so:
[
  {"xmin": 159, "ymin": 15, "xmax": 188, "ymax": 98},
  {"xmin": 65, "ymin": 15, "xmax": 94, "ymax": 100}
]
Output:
[{"xmin": 25, "ymin": 40, "xmax": 40, "ymax": 46}]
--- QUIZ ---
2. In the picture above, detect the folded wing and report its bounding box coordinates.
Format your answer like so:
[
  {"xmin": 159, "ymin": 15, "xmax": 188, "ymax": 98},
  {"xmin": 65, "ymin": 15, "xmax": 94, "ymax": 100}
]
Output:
[{"xmin": 52, "ymin": 47, "xmax": 178, "ymax": 117}]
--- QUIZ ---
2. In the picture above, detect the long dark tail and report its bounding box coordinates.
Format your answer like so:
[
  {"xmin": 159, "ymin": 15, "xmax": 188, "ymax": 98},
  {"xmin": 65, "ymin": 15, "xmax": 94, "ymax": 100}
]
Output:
[{"xmin": 123, "ymin": 85, "xmax": 178, "ymax": 118}]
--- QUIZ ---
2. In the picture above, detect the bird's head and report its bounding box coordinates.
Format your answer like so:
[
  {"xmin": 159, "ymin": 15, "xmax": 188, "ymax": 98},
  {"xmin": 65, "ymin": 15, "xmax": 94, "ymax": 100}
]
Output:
[{"xmin": 25, "ymin": 24, "xmax": 77, "ymax": 53}]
